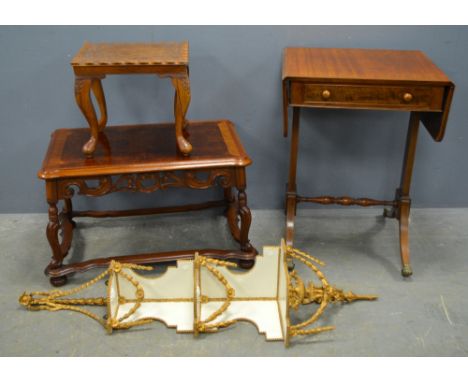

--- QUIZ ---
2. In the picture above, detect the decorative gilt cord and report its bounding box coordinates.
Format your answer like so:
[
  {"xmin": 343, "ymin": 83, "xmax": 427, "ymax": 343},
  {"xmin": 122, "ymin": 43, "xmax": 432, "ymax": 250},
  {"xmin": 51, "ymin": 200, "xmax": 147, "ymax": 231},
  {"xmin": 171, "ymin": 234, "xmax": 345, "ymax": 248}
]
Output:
[
  {"xmin": 194, "ymin": 256, "xmax": 238, "ymax": 333},
  {"xmin": 19, "ymin": 260, "xmax": 154, "ymax": 333}
]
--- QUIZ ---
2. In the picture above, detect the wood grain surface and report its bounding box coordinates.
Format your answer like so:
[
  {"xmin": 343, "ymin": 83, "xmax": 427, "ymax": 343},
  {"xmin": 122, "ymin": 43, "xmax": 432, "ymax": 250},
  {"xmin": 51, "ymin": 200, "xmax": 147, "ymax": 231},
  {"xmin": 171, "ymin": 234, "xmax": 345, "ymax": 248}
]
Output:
[
  {"xmin": 71, "ymin": 41, "xmax": 189, "ymax": 66},
  {"xmin": 38, "ymin": 120, "xmax": 251, "ymax": 179},
  {"xmin": 283, "ymin": 47, "xmax": 452, "ymax": 85}
]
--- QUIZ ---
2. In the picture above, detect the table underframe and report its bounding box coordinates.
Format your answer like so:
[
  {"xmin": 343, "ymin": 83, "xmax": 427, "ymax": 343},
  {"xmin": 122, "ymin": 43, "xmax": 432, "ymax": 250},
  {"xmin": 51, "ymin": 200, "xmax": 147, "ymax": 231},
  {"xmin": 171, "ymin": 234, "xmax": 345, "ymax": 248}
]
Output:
[
  {"xmin": 44, "ymin": 167, "xmax": 257, "ymax": 286},
  {"xmin": 285, "ymin": 107, "xmax": 420, "ymax": 277}
]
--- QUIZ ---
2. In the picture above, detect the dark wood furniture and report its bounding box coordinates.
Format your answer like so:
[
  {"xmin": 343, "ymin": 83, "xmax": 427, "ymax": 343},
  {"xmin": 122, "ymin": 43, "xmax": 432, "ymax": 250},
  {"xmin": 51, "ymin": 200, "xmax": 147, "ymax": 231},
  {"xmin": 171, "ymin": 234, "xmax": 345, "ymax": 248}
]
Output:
[
  {"xmin": 38, "ymin": 120, "xmax": 257, "ymax": 286},
  {"xmin": 71, "ymin": 41, "xmax": 192, "ymax": 157},
  {"xmin": 282, "ymin": 47, "xmax": 455, "ymax": 277}
]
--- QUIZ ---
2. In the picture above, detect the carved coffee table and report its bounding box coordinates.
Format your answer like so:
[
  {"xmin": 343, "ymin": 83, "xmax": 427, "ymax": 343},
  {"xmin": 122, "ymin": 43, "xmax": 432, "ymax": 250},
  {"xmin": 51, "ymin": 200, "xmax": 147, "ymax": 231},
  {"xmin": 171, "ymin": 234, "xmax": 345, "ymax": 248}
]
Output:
[
  {"xmin": 38, "ymin": 120, "xmax": 257, "ymax": 286},
  {"xmin": 71, "ymin": 41, "xmax": 192, "ymax": 157}
]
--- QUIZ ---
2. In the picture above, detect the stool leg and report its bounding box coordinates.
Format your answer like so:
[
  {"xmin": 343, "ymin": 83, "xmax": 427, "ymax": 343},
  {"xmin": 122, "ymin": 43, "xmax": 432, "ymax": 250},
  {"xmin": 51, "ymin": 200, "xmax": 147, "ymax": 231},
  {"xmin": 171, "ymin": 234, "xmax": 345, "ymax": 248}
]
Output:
[
  {"xmin": 394, "ymin": 112, "xmax": 420, "ymax": 277},
  {"xmin": 285, "ymin": 107, "xmax": 301, "ymax": 247},
  {"xmin": 91, "ymin": 79, "xmax": 107, "ymax": 131},
  {"xmin": 75, "ymin": 77, "xmax": 100, "ymax": 157},
  {"xmin": 171, "ymin": 75, "xmax": 192, "ymax": 155}
]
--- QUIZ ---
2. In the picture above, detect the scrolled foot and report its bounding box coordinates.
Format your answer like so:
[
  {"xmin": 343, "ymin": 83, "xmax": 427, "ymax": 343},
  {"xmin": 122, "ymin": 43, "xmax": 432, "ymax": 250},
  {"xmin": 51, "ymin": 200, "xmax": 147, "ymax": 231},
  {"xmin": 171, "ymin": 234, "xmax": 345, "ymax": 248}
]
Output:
[
  {"xmin": 50, "ymin": 275, "xmax": 68, "ymax": 287},
  {"xmin": 401, "ymin": 264, "xmax": 413, "ymax": 277}
]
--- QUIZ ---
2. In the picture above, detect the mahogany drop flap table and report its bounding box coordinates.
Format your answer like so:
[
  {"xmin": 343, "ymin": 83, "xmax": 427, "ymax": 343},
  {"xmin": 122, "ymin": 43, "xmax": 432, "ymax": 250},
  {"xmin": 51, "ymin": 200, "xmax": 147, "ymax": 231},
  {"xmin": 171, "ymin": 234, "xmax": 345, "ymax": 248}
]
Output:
[
  {"xmin": 282, "ymin": 47, "xmax": 455, "ymax": 277},
  {"xmin": 38, "ymin": 120, "xmax": 257, "ymax": 286}
]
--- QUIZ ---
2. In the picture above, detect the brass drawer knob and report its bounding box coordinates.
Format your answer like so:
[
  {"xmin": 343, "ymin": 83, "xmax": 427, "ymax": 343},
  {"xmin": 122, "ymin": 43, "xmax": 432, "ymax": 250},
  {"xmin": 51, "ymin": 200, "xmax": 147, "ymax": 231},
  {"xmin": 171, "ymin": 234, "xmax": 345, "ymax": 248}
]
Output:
[
  {"xmin": 403, "ymin": 93, "xmax": 413, "ymax": 102},
  {"xmin": 322, "ymin": 90, "xmax": 331, "ymax": 100}
]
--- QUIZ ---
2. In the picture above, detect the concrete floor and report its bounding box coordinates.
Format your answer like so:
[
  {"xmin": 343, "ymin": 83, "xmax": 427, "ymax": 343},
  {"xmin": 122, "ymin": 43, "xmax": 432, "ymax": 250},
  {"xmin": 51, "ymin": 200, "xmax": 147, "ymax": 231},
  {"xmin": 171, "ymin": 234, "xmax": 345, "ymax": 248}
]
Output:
[{"xmin": 1, "ymin": 208, "xmax": 467, "ymax": 356}]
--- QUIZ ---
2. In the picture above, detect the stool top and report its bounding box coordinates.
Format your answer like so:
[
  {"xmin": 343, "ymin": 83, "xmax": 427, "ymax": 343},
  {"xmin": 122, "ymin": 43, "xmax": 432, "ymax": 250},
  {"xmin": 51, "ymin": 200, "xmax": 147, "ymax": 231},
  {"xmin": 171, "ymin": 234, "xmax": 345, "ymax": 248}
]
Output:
[
  {"xmin": 38, "ymin": 121, "xmax": 251, "ymax": 180},
  {"xmin": 71, "ymin": 41, "xmax": 189, "ymax": 67}
]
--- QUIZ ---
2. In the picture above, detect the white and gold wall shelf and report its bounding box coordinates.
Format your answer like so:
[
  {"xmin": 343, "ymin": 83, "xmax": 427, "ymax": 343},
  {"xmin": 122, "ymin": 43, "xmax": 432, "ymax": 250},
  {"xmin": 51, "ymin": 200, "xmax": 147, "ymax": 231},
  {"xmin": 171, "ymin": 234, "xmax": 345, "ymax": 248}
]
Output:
[{"xmin": 19, "ymin": 240, "xmax": 376, "ymax": 347}]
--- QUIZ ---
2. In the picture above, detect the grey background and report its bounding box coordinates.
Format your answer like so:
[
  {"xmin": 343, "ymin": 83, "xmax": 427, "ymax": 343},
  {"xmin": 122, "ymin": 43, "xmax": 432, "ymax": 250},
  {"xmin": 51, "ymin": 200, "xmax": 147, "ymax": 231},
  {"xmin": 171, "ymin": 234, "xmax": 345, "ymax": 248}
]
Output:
[{"xmin": 0, "ymin": 26, "xmax": 467, "ymax": 213}]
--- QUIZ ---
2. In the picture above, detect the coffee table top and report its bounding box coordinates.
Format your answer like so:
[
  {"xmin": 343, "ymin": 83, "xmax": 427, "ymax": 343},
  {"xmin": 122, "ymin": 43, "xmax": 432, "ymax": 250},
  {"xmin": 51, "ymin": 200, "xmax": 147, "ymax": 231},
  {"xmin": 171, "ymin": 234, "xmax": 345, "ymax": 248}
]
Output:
[
  {"xmin": 39, "ymin": 120, "xmax": 251, "ymax": 180},
  {"xmin": 71, "ymin": 41, "xmax": 189, "ymax": 67},
  {"xmin": 283, "ymin": 47, "xmax": 452, "ymax": 85}
]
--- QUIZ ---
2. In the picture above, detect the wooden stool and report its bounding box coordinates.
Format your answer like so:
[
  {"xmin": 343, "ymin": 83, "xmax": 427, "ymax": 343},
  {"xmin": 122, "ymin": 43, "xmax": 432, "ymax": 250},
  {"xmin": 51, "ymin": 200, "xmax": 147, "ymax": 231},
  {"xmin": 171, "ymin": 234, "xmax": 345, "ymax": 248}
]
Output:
[
  {"xmin": 282, "ymin": 47, "xmax": 455, "ymax": 277},
  {"xmin": 38, "ymin": 120, "xmax": 257, "ymax": 286},
  {"xmin": 71, "ymin": 41, "xmax": 192, "ymax": 157}
]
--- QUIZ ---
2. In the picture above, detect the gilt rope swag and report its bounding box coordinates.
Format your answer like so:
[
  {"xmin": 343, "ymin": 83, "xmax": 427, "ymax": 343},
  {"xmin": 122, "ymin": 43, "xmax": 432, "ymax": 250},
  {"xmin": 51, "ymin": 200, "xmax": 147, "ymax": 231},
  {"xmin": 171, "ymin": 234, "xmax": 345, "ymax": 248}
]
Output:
[{"xmin": 19, "ymin": 240, "xmax": 376, "ymax": 347}]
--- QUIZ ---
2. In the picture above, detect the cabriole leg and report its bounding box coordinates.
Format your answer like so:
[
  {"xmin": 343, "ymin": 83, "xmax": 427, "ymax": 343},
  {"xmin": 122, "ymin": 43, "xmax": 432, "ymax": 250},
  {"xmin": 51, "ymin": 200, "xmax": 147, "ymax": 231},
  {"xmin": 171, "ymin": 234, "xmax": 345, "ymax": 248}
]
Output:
[
  {"xmin": 75, "ymin": 77, "xmax": 101, "ymax": 157},
  {"xmin": 171, "ymin": 74, "xmax": 192, "ymax": 155},
  {"xmin": 91, "ymin": 78, "xmax": 108, "ymax": 131}
]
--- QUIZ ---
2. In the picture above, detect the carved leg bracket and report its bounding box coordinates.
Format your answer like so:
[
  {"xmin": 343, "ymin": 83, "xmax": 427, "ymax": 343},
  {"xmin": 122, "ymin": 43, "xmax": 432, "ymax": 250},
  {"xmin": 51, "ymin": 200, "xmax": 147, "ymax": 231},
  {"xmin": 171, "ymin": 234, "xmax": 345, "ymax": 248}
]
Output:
[
  {"xmin": 237, "ymin": 188, "xmax": 256, "ymax": 269},
  {"xmin": 45, "ymin": 200, "xmax": 75, "ymax": 286}
]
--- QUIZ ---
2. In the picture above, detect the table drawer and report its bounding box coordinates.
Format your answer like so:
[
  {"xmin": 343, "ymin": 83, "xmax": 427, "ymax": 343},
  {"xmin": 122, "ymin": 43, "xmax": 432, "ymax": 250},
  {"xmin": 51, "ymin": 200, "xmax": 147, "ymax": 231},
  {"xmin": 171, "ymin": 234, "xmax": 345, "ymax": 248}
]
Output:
[{"xmin": 290, "ymin": 83, "xmax": 445, "ymax": 111}]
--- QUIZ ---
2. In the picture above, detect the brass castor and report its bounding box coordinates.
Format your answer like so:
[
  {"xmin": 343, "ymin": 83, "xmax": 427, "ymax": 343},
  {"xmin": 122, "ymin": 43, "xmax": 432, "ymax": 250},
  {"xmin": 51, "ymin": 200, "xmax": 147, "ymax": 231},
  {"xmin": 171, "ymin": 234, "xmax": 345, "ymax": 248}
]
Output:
[
  {"xmin": 401, "ymin": 264, "xmax": 413, "ymax": 277},
  {"xmin": 383, "ymin": 207, "xmax": 396, "ymax": 218},
  {"xmin": 50, "ymin": 275, "xmax": 68, "ymax": 287}
]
